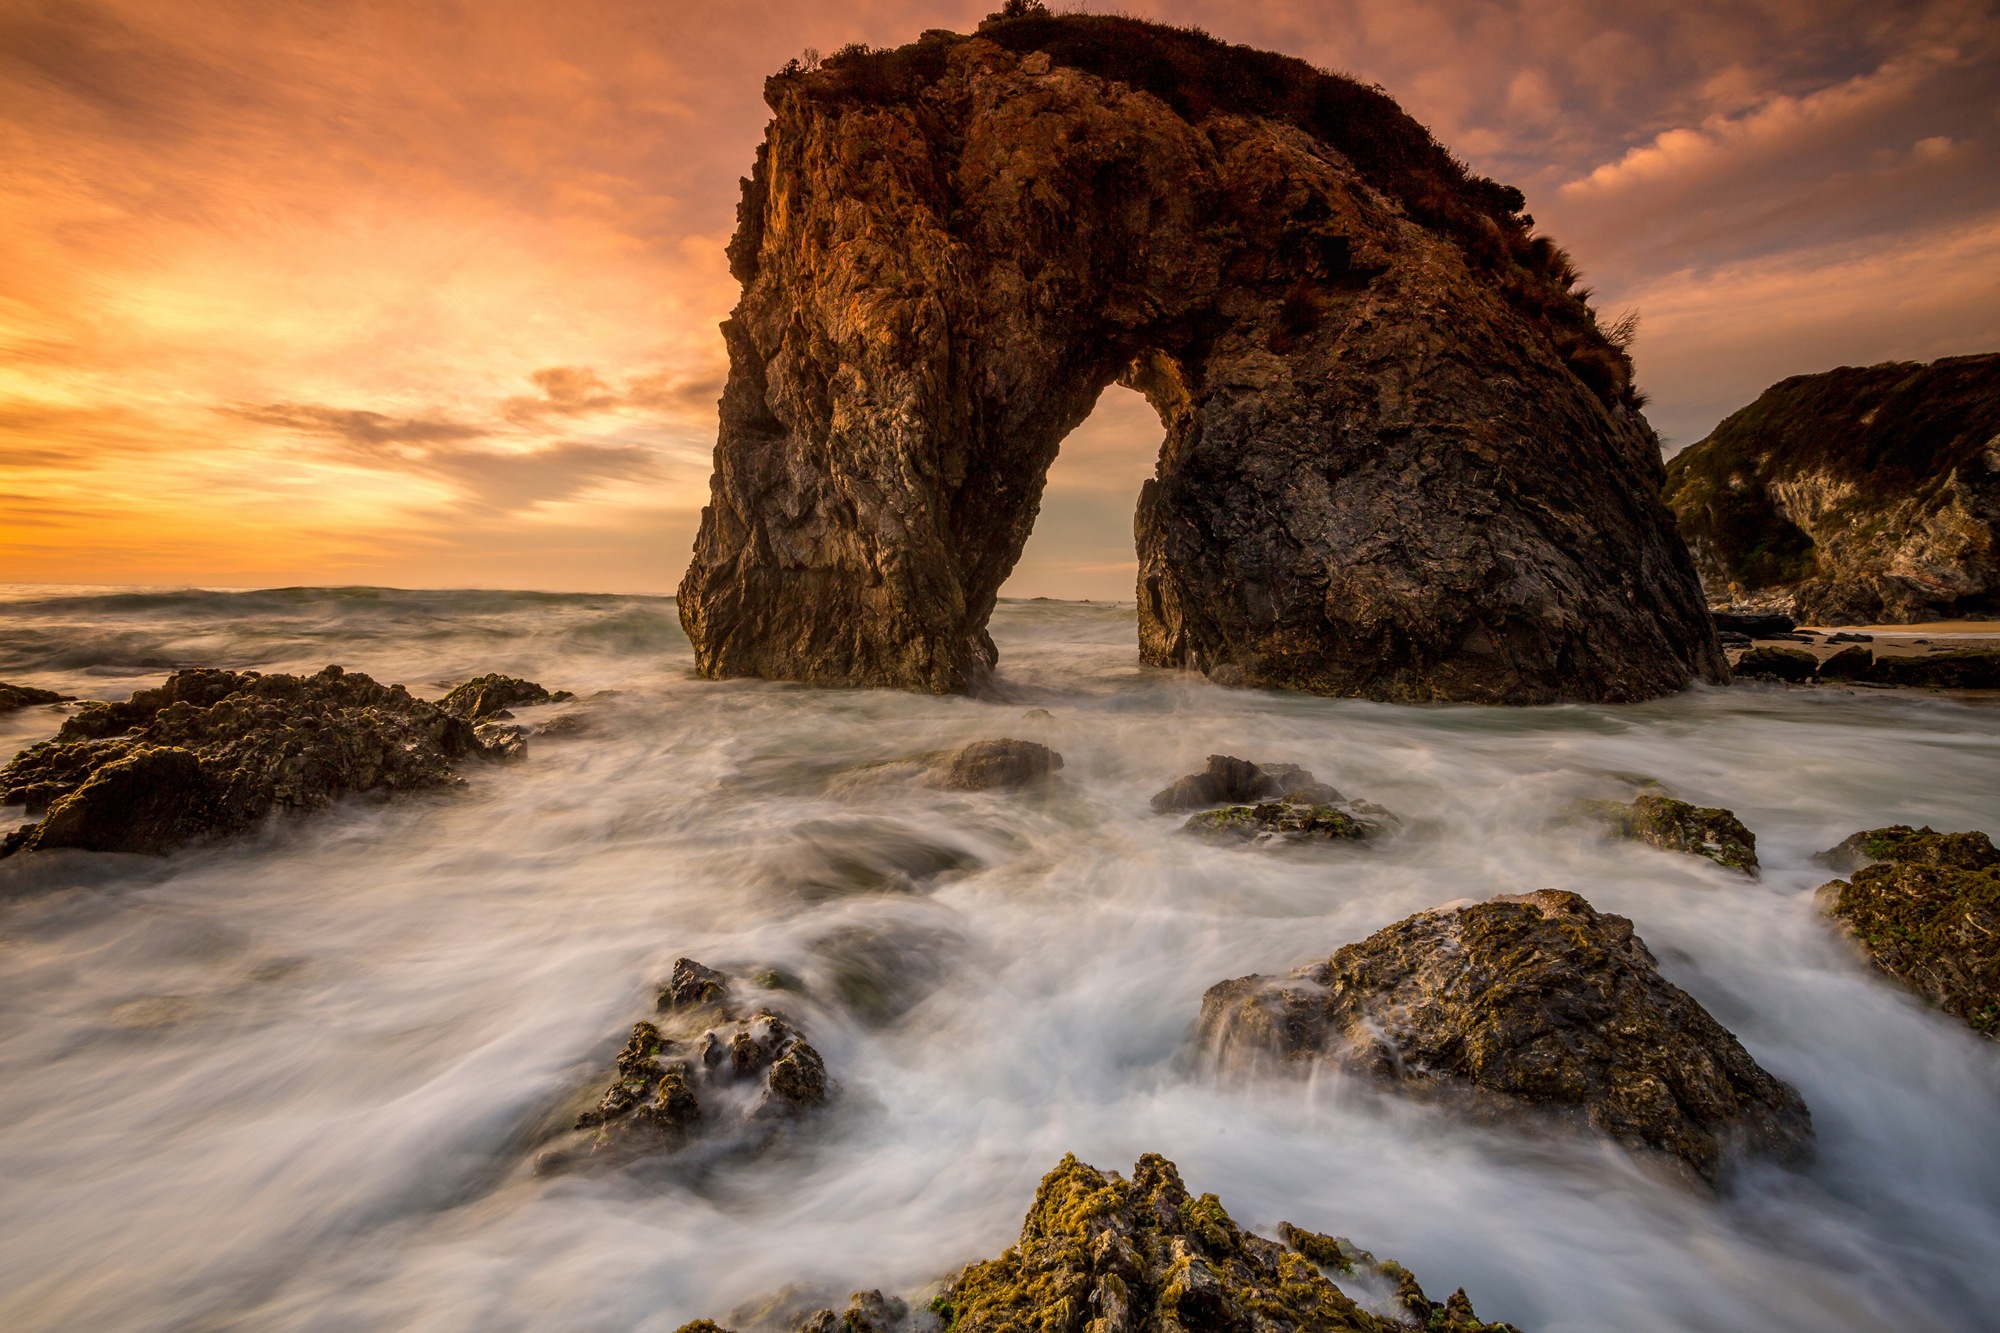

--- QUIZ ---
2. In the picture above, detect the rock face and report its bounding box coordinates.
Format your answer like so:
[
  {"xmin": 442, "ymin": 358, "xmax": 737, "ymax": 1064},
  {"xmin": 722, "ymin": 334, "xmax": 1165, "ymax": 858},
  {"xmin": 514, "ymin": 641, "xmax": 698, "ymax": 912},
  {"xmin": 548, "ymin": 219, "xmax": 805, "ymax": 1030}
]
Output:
[
  {"xmin": 1588, "ymin": 793, "xmax": 1759, "ymax": 873},
  {"xmin": 677, "ymin": 1153, "xmax": 1519, "ymax": 1333},
  {"xmin": 1815, "ymin": 827, "xmax": 1998, "ymax": 1036},
  {"xmin": 1199, "ymin": 889, "xmax": 1812, "ymax": 1187},
  {"xmin": 1665, "ymin": 353, "xmax": 2000, "ymax": 625},
  {"xmin": 677, "ymin": 13, "xmax": 1724, "ymax": 703},
  {"xmin": 557, "ymin": 958, "xmax": 830, "ymax": 1168},
  {"xmin": 0, "ymin": 666, "xmax": 501, "ymax": 857},
  {"xmin": 0, "ymin": 682, "xmax": 72, "ymax": 713}
]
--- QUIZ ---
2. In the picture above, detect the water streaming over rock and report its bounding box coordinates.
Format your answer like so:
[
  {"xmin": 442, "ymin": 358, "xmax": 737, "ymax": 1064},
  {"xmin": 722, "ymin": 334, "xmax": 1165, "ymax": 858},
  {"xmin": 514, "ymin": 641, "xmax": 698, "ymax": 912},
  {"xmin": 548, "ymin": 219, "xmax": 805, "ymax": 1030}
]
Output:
[{"xmin": 0, "ymin": 585, "xmax": 1996, "ymax": 1331}]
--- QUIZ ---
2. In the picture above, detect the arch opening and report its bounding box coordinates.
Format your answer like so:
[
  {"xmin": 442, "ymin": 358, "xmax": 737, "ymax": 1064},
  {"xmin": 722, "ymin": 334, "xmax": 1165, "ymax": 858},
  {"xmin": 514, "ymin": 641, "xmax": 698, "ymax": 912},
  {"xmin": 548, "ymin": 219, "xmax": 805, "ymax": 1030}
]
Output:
[{"xmin": 1000, "ymin": 384, "xmax": 1161, "ymax": 603}]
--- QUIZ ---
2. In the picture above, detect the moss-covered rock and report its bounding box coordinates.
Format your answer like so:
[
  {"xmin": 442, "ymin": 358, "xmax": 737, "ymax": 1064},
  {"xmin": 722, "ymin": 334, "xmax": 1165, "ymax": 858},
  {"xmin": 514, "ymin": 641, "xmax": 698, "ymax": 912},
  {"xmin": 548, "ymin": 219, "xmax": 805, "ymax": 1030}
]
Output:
[
  {"xmin": 1183, "ymin": 798, "xmax": 1398, "ymax": 844},
  {"xmin": 0, "ymin": 666, "xmax": 503, "ymax": 857},
  {"xmin": 1199, "ymin": 890, "xmax": 1812, "ymax": 1188},
  {"xmin": 1587, "ymin": 793, "xmax": 1759, "ymax": 874},
  {"xmin": 0, "ymin": 682, "xmax": 72, "ymax": 713},
  {"xmin": 437, "ymin": 673, "xmax": 572, "ymax": 720},
  {"xmin": 1814, "ymin": 826, "xmax": 1999, "ymax": 1036},
  {"xmin": 1732, "ymin": 646, "xmax": 1817, "ymax": 682}
]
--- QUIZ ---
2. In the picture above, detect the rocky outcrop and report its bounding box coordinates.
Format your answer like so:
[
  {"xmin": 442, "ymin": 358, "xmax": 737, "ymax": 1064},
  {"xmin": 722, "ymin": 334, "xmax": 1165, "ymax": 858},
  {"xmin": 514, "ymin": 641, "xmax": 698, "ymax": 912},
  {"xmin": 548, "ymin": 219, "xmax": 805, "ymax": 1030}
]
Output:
[
  {"xmin": 1199, "ymin": 889, "xmax": 1812, "ymax": 1188},
  {"xmin": 1814, "ymin": 827, "xmax": 1998, "ymax": 1037},
  {"xmin": 1184, "ymin": 798, "xmax": 1399, "ymax": 845},
  {"xmin": 1585, "ymin": 793, "xmax": 1758, "ymax": 873},
  {"xmin": 676, "ymin": 1153, "xmax": 1519, "ymax": 1333},
  {"xmin": 1665, "ymin": 353, "xmax": 2000, "ymax": 625},
  {"xmin": 437, "ymin": 673, "xmax": 572, "ymax": 721},
  {"xmin": 1732, "ymin": 646, "xmax": 1816, "ymax": 682},
  {"xmin": 931, "ymin": 738, "xmax": 1063, "ymax": 790},
  {"xmin": 1865, "ymin": 648, "xmax": 2000, "ymax": 689},
  {"xmin": 0, "ymin": 682, "xmax": 72, "ymax": 713},
  {"xmin": 677, "ymin": 13, "xmax": 1724, "ymax": 704},
  {"xmin": 1151, "ymin": 755, "xmax": 1341, "ymax": 811},
  {"xmin": 0, "ymin": 666, "xmax": 504, "ymax": 857},
  {"xmin": 549, "ymin": 958, "xmax": 830, "ymax": 1170}
]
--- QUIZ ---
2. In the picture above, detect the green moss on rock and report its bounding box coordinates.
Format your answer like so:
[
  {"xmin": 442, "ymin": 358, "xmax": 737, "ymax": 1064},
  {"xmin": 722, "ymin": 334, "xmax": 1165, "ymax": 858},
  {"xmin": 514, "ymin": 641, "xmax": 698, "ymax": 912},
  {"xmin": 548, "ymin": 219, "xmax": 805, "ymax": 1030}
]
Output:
[
  {"xmin": 1184, "ymin": 799, "xmax": 1398, "ymax": 844},
  {"xmin": 1592, "ymin": 793, "xmax": 1759, "ymax": 874}
]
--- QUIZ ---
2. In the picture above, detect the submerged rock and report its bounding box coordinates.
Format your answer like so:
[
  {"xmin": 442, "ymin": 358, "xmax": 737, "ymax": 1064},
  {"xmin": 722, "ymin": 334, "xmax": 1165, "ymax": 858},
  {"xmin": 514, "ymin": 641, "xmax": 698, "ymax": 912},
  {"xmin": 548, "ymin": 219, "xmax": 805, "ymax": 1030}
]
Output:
[
  {"xmin": 0, "ymin": 682, "xmax": 72, "ymax": 713},
  {"xmin": 1184, "ymin": 798, "xmax": 1399, "ymax": 845},
  {"xmin": 677, "ymin": 14, "xmax": 1722, "ymax": 703},
  {"xmin": 1814, "ymin": 826, "xmax": 1999, "ymax": 1036},
  {"xmin": 553, "ymin": 958, "xmax": 830, "ymax": 1169},
  {"xmin": 1151, "ymin": 754, "xmax": 1342, "ymax": 812},
  {"xmin": 1586, "ymin": 793, "xmax": 1759, "ymax": 874},
  {"xmin": 0, "ymin": 666, "xmax": 503, "ymax": 857},
  {"xmin": 437, "ymin": 673, "xmax": 573, "ymax": 721},
  {"xmin": 1732, "ymin": 646, "xmax": 1816, "ymax": 682},
  {"xmin": 1199, "ymin": 889, "xmax": 1812, "ymax": 1188},
  {"xmin": 1664, "ymin": 353, "xmax": 2000, "ymax": 624},
  {"xmin": 676, "ymin": 1153, "xmax": 1518, "ymax": 1333},
  {"xmin": 929, "ymin": 738, "xmax": 1063, "ymax": 791}
]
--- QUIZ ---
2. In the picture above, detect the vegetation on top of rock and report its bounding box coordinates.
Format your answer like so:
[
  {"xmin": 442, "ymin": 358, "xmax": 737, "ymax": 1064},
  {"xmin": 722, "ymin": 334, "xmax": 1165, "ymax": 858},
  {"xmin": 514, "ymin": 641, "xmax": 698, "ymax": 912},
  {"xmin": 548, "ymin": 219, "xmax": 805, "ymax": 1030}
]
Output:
[
  {"xmin": 1199, "ymin": 889, "xmax": 1813, "ymax": 1188},
  {"xmin": 1585, "ymin": 793, "xmax": 1759, "ymax": 873},
  {"xmin": 1664, "ymin": 353, "xmax": 2000, "ymax": 623},
  {"xmin": 0, "ymin": 666, "xmax": 503, "ymax": 857},
  {"xmin": 1813, "ymin": 826, "xmax": 1999, "ymax": 1037},
  {"xmin": 437, "ymin": 673, "xmax": 572, "ymax": 720},
  {"xmin": 0, "ymin": 682, "xmax": 72, "ymax": 713},
  {"xmin": 788, "ymin": 11, "xmax": 1636, "ymax": 410}
]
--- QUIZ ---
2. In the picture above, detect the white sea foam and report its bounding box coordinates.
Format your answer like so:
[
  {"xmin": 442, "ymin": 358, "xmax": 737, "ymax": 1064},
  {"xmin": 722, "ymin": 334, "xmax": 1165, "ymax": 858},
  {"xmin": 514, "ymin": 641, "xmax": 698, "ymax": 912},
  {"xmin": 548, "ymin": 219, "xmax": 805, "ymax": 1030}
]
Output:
[{"xmin": 0, "ymin": 586, "xmax": 1996, "ymax": 1331}]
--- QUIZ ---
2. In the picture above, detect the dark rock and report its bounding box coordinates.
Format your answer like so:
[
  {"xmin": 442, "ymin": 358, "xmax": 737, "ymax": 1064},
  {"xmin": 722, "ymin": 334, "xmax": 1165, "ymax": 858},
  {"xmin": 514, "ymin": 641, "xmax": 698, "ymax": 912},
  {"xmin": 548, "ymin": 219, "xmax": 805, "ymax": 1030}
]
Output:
[
  {"xmin": 1184, "ymin": 798, "xmax": 1398, "ymax": 845},
  {"xmin": 680, "ymin": 1153, "xmax": 1518, "ymax": 1333},
  {"xmin": 676, "ymin": 16, "xmax": 1723, "ymax": 704},
  {"xmin": 1813, "ymin": 826, "xmax": 1999, "ymax": 1036},
  {"xmin": 1198, "ymin": 889, "xmax": 1812, "ymax": 1188},
  {"xmin": 1717, "ymin": 630, "xmax": 1753, "ymax": 648},
  {"xmin": 1665, "ymin": 353, "xmax": 2000, "ymax": 624},
  {"xmin": 0, "ymin": 666, "xmax": 502, "ymax": 857},
  {"xmin": 437, "ymin": 673, "xmax": 573, "ymax": 721},
  {"xmin": 1712, "ymin": 611, "xmax": 1797, "ymax": 638},
  {"xmin": 0, "ymin": 682, "xmax": 73, "ymax": 713},
  {"xmin": 1151, "ymin": 754, "xmax": 1342, "ymax": 812},
  {"xmin": 790, "ymin": 1291, "xmax": 907, "ymax": 1333},
  {"xmin": 1585, "ymin": 793, "xmax": 1758, "ymax": 873},
  {"xmin": 1866, "ymin": 649, "xmax": 2000, "ymax": 689},
  {"xmin": 1816, "ymin": 645, "xmax": 1874, "ymax": 680},
  {"xmin": 563, "ymin": 959, "xmax": 830, "ymax": 1167},
  {"xmin": 930, "ymin": 738, "xmax": 1062, "ymax": 791},
  {"xmin": 1733, "ymin": 646, "xmax": 1817, "ymax": 682},
  {"xmin": 1827, "ymin": 631, "xmax": 1874, "ymax": 643}
]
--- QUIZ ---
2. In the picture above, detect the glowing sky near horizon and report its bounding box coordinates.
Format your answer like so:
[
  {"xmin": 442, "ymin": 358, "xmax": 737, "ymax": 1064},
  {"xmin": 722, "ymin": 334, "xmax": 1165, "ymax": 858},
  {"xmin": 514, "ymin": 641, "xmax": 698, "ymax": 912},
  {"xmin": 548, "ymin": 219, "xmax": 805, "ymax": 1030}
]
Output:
[{"xmin": 2, "ymin": 0, "xmax": 1997, "ymax": 596}]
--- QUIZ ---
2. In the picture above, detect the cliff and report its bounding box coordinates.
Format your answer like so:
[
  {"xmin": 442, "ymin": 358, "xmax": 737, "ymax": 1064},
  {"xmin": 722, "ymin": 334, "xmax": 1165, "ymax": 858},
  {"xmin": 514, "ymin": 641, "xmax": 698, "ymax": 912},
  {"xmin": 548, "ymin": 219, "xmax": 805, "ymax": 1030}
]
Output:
[
  {"xmin": 1664, "ymin": 353, "xmax": 2000, "ymax": 625},
  {"xmin": 678, "ymin": 11, "xmax": 1725, "ymax": 702}
]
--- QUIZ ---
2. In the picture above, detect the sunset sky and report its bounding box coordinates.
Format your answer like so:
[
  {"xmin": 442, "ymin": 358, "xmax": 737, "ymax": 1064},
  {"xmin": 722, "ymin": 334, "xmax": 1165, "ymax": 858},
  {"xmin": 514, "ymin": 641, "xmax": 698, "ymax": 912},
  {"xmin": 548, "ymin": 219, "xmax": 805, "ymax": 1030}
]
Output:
[{"xmin": 3, "ymin": 0, "xmax": 1997, "ymax": 597}]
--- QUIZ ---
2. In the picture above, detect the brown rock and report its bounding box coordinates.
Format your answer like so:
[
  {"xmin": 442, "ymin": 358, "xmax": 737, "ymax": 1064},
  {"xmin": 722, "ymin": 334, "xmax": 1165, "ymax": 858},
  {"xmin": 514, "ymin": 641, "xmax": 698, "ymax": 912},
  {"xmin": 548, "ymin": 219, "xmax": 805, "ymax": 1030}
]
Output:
[
  {"xmin": 1198, "ymin": 889, "xmax": 1812, "ymax": 1188},
  {"xmin": 930, "ymin": 738, "xmax": 1063, "ymax": 790},
  {"xmin": 1815, "ymin": 644, "xmax": 1874, "ymax": 680},
  {"xmin": 1732, "ymin": 646, "xmax": 1817, "ymax": 682},
  {"xmin": 1151, "ymin": 754, "xmax": 1341, "ymax": 812},
  {"xmin": 437, "ymin": 673, "xmax": 572, "ymax": 721},
  {"xmin": 1587, "ymin": 793, "xmax": 1759, "ymax": 874},
  {"xmin": 1867, "ymin": 649, "xmax": 2000, "ymax": 689},
  {"xmin": 0, "ymin": 682, "xmax": 72, "ymax": 713},
  {"xmin": 676, "ymin": 16, "xmax": 1722, "ymax": 703}
]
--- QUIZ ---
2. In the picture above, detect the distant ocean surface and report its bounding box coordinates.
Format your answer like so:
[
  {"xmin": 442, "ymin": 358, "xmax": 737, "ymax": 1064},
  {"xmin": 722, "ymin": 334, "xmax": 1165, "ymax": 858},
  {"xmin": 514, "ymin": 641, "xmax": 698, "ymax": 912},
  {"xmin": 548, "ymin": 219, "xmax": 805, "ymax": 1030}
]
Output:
[{"xmin": 2, "ymin": 584, "xmax": 1998, "ymax": 1331}]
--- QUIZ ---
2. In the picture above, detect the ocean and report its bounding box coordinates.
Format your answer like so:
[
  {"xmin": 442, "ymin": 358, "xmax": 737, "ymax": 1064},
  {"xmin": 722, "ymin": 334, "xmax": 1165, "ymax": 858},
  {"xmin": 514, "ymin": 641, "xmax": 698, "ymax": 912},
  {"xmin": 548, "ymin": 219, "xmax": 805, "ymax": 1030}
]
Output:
[{"xmin": 1, "ymin": 584, "xmax": 1996, "ymax": 1331}]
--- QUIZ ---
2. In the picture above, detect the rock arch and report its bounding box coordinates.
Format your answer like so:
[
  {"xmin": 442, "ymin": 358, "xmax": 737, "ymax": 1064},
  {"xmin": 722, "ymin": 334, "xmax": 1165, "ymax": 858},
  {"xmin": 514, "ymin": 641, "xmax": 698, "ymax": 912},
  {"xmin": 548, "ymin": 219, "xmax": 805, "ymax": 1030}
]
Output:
[{"xmin": 678, "ymin": 18, "xmax": 1726, "ymax": 703}]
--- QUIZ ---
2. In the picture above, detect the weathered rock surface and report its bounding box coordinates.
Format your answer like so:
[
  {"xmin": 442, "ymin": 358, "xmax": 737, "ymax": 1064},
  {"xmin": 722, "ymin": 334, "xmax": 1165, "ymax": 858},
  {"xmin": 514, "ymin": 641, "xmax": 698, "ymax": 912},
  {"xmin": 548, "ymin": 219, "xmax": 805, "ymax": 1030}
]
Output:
[
  {"xmin": 1865, "ymin": 648, "xmax": 2000, "ymax": 689},
  {"xmin": 1585, "ymin": 793, "xmax": 1758, "ymax": 874},
  {"xmin": 1184, "ymin": 798, "xmax": 1399, "ymax": 845},
  {"xmin": 676, "ymin": 1153, "xmax": 1519, "ymax": 1333},
  {"xmin": 1199, "ymin": 889, "xmax": 1812, "ymax": 1187},
  {"xmin": 0, "ymin": 666, "xmax": 502, "ymax": 857},
  {"xmin": 1814, "ymin": 826, "xmax": 1999, "ymax": 1037},
  {"xmin": 1665, "ymin": 353, "xmax": 2000, "ymax": 624},
  {"xmin": 1151, "ymin": 754, "xmax": 1341, "ymax": 812},
  {"xmin": 437, "ymin": 673, "xmax": 572, "ymax": 721},
  {"xmin": 678, "ymin": 13, "xmax": 1723, "ymax": 703},
  {"xmin": 553, "ymin": 958, "xmax": 830, "ymax": 1169},
  {"xmin": 931, "ymin": 738, "xmax": 1063, "ymax": 790},
  {"xmin": 1815, "ymin": 645, "xmax": 1874, "ymax": 680},
  {"xmin": 1732, "ymin": 646, "xmax": 1816, "ymax": 682},
  {"xmin": 0, "ymin": 682, "xmax": 72, "ymax": 713}
]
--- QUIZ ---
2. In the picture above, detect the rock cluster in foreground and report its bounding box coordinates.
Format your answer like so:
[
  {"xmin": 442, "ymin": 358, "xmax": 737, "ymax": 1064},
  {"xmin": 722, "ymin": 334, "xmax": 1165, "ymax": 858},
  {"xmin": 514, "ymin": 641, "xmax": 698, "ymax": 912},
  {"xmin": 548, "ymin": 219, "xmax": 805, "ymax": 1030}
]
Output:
[
  {"xmin": 0, "ymin": 666, "xmax": 509, "ymax": 857},
  {"xmin": 1200, "ymin": 890, "xmax": 1812, "ymax": 1188},
  {"xmin": 546, "ymin": 959, "xmax": 830, "ymax": 1171},
  {"xmin": 1583, "ymin": 793, "xmax": 1759, "ymax": 873},
  {"xmin": 679, "ymin": 1153, "xmax": 1518, "ymax": 1333},
  {"xmin": 1815, "ymin": 826, "xmax": 1999, "ymax": 1037}
]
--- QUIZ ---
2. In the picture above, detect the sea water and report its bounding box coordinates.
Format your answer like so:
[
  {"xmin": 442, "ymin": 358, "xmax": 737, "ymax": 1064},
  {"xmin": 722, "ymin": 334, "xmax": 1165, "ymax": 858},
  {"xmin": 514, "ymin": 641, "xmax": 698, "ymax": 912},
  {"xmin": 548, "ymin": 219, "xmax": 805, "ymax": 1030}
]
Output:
[{"xmin": 0, "ymin": 585, "xmax": 1996, "ymax": 1332}]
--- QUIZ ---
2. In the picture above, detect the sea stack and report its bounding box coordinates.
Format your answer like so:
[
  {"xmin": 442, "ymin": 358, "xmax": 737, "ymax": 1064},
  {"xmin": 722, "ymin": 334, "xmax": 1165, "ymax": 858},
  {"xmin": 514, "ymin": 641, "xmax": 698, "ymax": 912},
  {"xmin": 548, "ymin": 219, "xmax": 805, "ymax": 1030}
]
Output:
[{"xmin": 676, "ymin": 12, "xmax": 1725, "ymax": 703}]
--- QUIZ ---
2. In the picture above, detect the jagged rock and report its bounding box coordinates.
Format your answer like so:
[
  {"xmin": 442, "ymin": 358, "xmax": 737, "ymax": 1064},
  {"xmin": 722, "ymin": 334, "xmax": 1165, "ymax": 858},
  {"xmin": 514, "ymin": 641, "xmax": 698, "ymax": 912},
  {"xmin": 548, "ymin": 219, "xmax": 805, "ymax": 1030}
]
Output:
[
  {"xmin": 0, "ymin": 666, "xmax": 501, "ymax": 857},
  {"xmin": 437, "ymin": 673, "xmax": 572, "ymax": 721},
  {"xmin": 1732, "ymin": 646, "xmax": 1817, "ymax": 682},
  {"xmin": 1866, "ymin": 649, "xmax": 2000, "ymax": 689},
  {"xmin": 676, "ymin": 1153, "xmax": 1517, "ymax": 1333},
  {"xmin": 1151, "ymin": 754, "xmax": 1341, "ymax": 812},
  {"xmin": 1184, "ymin": 798, "xmax": 1398, "ymax": 845},
  {"xmin": 0, "ymin": 682, "xmax": 72, "ymax": 713},
  {"xmin": 1199, "ymin": 889, "xmax": 1812, "ymax": 1188},
  {"xmin": 1816, "ymin": 645, "xmax": 1874, "ymax": 680},
  {"xmin": 929, "ymin": 738, "xmax": 1063, "ymax": 791},
  {"xmin": 791, "ymin": 1290, "xmax": 907, "ymax": 1333},
  {"xmin": 1586, "ymin": 793, "xmax": 1758, "ymax": 874},
  {"xmin": 557, "ymin": 958, "xmax": 830, "ymax": 1169},
  {"xmin": 676, "ymin": 14, "xmax": 1723, "ymax": 703},
  {"xmin": 1814, "ymin": 826, "xmax": 1998, "ymax": 1036},
  {"xmin": 1665, "ymin": 353, "xmax": 2000, "ymax": 624}
]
